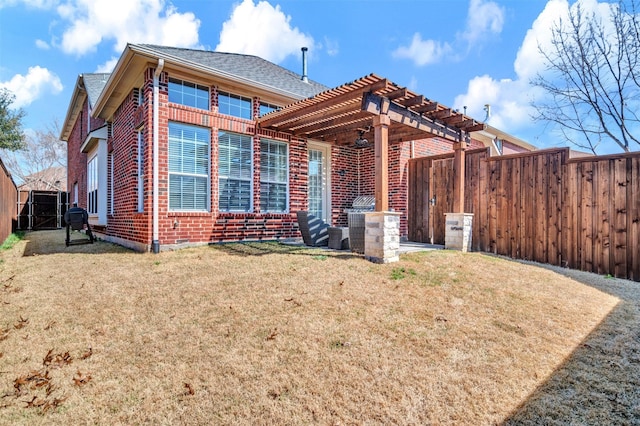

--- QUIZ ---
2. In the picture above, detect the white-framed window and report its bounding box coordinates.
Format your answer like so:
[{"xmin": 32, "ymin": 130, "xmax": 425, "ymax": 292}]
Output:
[
  {"xmin": 218, "ymin": 131, "xmax": 252, "ymax": 212},
  {"xmin": 73, "ymin": 182, "xmax": 78, "ymax": 206},
  {"xmin": 168, "ymin": 122, "xmax": 210, "ymax": 211},
  {"xmin": 260, "ymin": 138, "xmax": 288, "ymax": 213},
  {"xmin": 137, "ymin": 131, "xmax": 144, "ymax": 212},
  {"xmin": 218, "ymin": 91, "xmax": 252, "ymax": 120},
  {"xmin": 87, "ymin": 154, "xmax": 98, "ymax": 214},
  {"xmin": 168, "ymin": 78, "xmax": 209, "ymax": 110},
  {"xmin": 259, "ymin": 102, "xmax": 279, "ymax": 117}
]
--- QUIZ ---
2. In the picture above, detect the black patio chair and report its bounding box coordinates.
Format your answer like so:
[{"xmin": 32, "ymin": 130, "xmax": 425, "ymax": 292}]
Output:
[
  {"xmin": 296, "ymin": 211, "xmax": 329, "ymax": 247},
  {"xmin": 64, "ymin": 206, "xmax": 95, "ymax": 246}
]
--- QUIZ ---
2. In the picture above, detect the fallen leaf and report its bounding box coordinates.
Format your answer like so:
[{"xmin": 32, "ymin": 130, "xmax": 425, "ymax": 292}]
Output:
[
  {"xmin": 184, "ymin": 383, "xmax": 195, "ymax": 396},
  {"xmin": 266, "ymin": 329, "xmax": 278, "ymax": 341},
  {"xmin": 13, "ymin": 316, "xmax": 28, "ymax": 330},
  {"xmin": 80, "ymin": 347, "xmax": 93, "ymax": 360},
  {"xmin": 73, "ymin": 370, "xmax": 92, "ymax": 386}
]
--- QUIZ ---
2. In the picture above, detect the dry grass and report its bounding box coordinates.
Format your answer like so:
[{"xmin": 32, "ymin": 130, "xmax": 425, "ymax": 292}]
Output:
[{"xmin": 0, "ymin": 230, "xmax": 637, "ymax": 424}]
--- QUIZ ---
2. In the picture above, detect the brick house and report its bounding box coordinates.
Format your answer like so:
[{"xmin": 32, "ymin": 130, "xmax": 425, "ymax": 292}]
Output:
[{"xmin": 61, "ymin": 43, "xmax": 533, "ymax": 252}]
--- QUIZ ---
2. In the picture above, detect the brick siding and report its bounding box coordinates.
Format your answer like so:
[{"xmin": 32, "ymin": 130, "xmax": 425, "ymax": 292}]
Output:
[
  {"xmin": 69, "ymin": 67, "xmax": 483, "ymax": 250},
  {"xmin": 66, "ymin": 97, "xmax": 107, "ymax": 208}
]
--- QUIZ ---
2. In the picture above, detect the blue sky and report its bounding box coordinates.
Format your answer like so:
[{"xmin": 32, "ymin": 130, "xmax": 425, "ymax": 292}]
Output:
[{"xmin": 0, "ymin": 0, "xmax": 619, "ymax": 151}]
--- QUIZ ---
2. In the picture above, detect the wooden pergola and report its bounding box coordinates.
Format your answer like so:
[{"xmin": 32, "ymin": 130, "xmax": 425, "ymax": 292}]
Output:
[{"xmin": 258, "ymin": 74, "xmax": 485, "ymax": 213}]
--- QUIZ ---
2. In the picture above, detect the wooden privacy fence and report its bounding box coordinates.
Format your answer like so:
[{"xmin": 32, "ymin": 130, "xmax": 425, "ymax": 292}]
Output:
[
  {"xmin": 408, "ymin": 147, "xmax": 640, "ymax": 282},
  {"xmin": 0, "ymin": 157, "xmax": 17, "ymax": 244}
]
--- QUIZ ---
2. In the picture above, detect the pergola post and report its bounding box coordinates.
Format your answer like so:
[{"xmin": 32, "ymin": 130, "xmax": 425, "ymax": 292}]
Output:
[
  {"xmin": 445, "ymin": 140, "xmax": 473, "ymax": 252},
  {"xmin": 452, "ymin": 141, "xmax": 466, "ymax": 213},
  {"xmin": 373, "ymin": 114, "xmax": 390, "ymax": 212},
  {"xmin": 365, "ymin": 113, "xmax": 400, "ymax": 263}
]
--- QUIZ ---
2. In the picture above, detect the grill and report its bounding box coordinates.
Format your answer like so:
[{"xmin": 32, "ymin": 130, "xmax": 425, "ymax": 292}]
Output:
[
  {"xmin": 345, "ymin": 196, "xmax": 375, "ymax": 254},
  {"xmin": 346, "ymin": 195, "xmax": 376, "ymax": 213}
]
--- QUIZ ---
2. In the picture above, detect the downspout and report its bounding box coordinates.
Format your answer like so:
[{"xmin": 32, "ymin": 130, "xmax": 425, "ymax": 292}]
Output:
[{"xmin": 152, "ymin": 59, "xmax": 164, "ymax": 253}]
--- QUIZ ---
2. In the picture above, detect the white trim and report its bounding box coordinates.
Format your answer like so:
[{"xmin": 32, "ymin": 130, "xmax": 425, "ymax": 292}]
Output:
[
  {"xmin": 86, "ymin": 139, "xmax": 108, "ymax": 225},
  {"xmin": 80, "ymin": 125, "xmax": 108, "ymax": 153},
  {"xmin": 307, "ymin": 140, "xmax": 331, "ymax": 224},
  {"xmin": 109, "ymin": 153, "xmax": 114, "ymax": 215},
  {"xmin": 153, "ymin": 59, "xmax": 165, "ymax": 251},
  {"xmin": 259, "ymin": 138, "xmax": 289, "ymax": 213}
]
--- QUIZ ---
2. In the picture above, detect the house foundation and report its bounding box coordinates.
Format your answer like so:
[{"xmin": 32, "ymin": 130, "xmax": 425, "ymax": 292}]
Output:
[
  {"xmin": 364, "ymin": 211, "xmax": 401, "ymax": 263},
  {"xmin": 444, "ymin": 213, "xmax": 473, "ymax": 252}
]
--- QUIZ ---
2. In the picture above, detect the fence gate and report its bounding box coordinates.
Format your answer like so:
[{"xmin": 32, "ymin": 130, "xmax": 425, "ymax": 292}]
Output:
[
  {"xmin": 407, "ymin": 154, "xmax": 459, "ymax": 245},
  {"xmin": 17, "ymin": 190, "xmax": 69, "ymax": 230}
]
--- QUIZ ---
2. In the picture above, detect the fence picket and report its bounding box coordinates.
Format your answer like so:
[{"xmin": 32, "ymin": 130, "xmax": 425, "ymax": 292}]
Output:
[{"xmin": 408, "ymin": 148, "xmax": 640, "ymax": 282}]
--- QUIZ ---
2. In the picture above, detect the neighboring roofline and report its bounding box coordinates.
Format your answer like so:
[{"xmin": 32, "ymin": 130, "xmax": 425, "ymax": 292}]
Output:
[
  {"xmin": 471, "ymin": 124, "xmax": 537, "ymax": 152},
  {"xmin": 60, "ymin": 74, "xmax": 87, "ymax": 141},
  {"xmin": 92, "ymin": 43, "xmax": 320, "ymax": 121}
]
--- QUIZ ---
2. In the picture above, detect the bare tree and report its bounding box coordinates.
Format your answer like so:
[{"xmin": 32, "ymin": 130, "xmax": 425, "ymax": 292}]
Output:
[
  {"xmin": 1, "ymin": 120, "xmax": 66, "ymax": 190},
  {"xmin": 532, "ymin": 0, "xmax": 640, "ymax": 154}
]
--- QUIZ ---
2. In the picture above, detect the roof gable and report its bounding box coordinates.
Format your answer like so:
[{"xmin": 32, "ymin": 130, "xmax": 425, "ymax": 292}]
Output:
[
  {"xmin": 91, "ymin": 43, "xmax": 330, "ymax": 122},
  {"xmin": 60, "ymin": 73, "xmax": 110, "ymax": 141},
  {"xmin": 83, "ymin": 73, "xmax": 110, "ymax": 109}
]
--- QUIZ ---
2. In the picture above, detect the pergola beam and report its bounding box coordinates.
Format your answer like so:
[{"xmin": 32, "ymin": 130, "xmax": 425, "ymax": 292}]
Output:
[
  {"xmin": 413, "ymin": 102, "xmax": 439, "ymax": 113},
  {"xmin": 430, "ymin": 108, "xmax": 452, "ymax": 120},
  {"xmin": 386, "ymin": 87, "xmax": 408, "ymax": 100},
  {"xmin": 362, "ymin": 92, "xmax": 465, "ymax": 143},
  {"xmin": 399, "ymin": 95, "xmax": 425, "ymax": 107}
]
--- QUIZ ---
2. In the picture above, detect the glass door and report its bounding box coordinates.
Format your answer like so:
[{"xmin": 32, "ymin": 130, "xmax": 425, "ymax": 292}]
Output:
[{"xmin": 308, "ymin": 143, "xmax": 330, "ymax": 223}]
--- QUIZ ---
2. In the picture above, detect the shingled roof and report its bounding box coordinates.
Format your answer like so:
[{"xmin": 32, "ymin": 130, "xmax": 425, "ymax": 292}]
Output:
[
  {"xmin": 137, "ymin": 44, "xmax": 328, "ymax": 99},
  {"xmin": 83, "ymin": 73, "xmax": 110, "ymax": 109}
]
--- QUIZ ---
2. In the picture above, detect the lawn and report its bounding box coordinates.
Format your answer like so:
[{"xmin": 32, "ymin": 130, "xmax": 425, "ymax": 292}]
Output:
[{"xmin": 0, "ymin": 230, "xmax": 638, "ymax": 424}]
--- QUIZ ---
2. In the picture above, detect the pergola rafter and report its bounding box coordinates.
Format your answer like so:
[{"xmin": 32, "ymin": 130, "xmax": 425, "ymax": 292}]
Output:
[
  {"xmin": 259, "ymin": 74, "xmax": 482, "ymax": 145},
  {"xmin": 257, "ymin": 73, "xmax": 484, "ymax": 212}
]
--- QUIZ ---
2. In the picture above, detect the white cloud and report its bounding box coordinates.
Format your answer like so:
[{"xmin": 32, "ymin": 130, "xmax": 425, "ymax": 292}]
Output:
[
  {"xmin": 95, "ymin": 57, "xmax": 119, "ymax": 73},
  {"xmin": 454, "ymin": 0, "xmax": 615, "ymax": 137},
  {"xmin": 460, "ymin": 0, "xmax": 505, "ymax": 45},
  {"xmin": 323, "ymin": 36, "xmax": 339, "ymax": 57},
  {"xmin": 55, "ymin": 0, "xmax": 201, "ymax": 56},
  {"xmin": 215, "ymin": 0, "xmax": 314, "ymax": 63},
  {"xmin": 393, "ymin": 0, "xmax": 503, "ymax": 66},
  {"xmin": 407, "ymin": 76, "xmax": 419, "ymax": 92},
  {"xmin": 454, "ymin": 75, "xmax": 538, "ymax": 131},
  {"xmin": 392, "ymin": 33, "xmax": 451, "ymax": 66},
  {"xmin": 0, "ymin": 66, "xmax": 63, "ymax": 108},
  {"xmin": 35, "ymin": 39, "xmax": 50, "ymax": 49}
]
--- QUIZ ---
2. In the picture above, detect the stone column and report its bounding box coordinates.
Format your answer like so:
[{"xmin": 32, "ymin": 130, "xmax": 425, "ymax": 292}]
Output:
[
  {"xmin": 364, "ymin": 211, "xmax": 401, "ymax": 263},
  {"xmin": 444, "ymin": 213, "xmax": 474, "ymax": 252}
]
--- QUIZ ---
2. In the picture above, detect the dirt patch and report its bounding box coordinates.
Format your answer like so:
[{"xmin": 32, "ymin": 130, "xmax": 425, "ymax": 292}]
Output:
[{"xmin": 0, "ymin": 230, "xmax": 636, "ymax": 424}]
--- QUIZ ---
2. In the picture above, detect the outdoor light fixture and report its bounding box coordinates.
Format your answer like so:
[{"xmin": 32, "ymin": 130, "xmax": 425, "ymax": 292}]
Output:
[{"xmin": 353, "ymin": 128, "xmax": 370, "ymax": 148}]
